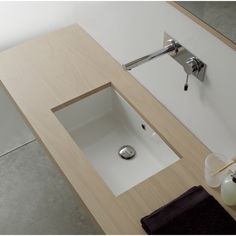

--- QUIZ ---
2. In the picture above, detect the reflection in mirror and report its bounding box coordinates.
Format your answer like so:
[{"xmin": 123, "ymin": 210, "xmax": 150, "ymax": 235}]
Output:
[{"xmin": 175, "ymin": 2, "xmax": 236, "ymax": 46}]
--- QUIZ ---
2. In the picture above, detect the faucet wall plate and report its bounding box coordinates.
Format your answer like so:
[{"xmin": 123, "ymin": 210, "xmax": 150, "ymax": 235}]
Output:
[{"xmin": 163, "ymin": 33, "xmax": 206, "ymax": 81}]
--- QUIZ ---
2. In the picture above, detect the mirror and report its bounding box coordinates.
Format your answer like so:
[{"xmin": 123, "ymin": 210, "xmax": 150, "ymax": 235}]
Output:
[{"xmin": 170, "ymin": 2, "xmax": 236, "ymax": 50}]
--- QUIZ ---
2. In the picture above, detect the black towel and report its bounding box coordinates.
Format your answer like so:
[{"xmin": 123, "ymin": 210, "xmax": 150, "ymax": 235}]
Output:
[{"xmin": 141, "ymin": 186, "xmax": 236, "ymax": 234}]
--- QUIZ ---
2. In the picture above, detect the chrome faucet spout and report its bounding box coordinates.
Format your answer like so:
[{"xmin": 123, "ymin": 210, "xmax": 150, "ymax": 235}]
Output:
[{"xmin": 122, "ymin": 39, "xmax": 181, "ymax": 71}]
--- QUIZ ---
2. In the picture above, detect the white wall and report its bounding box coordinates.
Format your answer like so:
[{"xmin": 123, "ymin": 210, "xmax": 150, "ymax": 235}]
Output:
[
  {"xmin": 0, "ymin": 86, "xmax": 35, "ymax": 155},
  {"xmin": 0, "ymin": 2, "xmax": 236, "ymax": 160},
  {"xmin": 0, "ymin": 2, "xmax": 84, "ymax": 155}
]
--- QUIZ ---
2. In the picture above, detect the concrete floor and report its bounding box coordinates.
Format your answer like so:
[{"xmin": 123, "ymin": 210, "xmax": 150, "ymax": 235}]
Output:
[{"xmin": 0, "ymin": 140, "xmax": 103, "ymax": 234}]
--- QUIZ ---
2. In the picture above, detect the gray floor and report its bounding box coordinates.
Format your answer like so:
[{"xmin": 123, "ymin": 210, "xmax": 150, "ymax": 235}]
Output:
[{"xmin": 0, "ymin": 140, "xmax": 103, "ymax": 235}]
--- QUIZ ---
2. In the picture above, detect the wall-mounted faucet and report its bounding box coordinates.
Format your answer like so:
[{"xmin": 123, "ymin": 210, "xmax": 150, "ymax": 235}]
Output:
[
  {"xmin": 122, "ymin": 33, "xmax": 206, "ymax": 91},
  {"xmin": 122, "ymin": 39, "xmax": 181, "ymax": 71}
]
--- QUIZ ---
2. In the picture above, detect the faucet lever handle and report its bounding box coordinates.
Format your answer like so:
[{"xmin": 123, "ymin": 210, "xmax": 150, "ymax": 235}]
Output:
[
  {"xmin": 184, "ymin": 74, "xmax": 189, "ymax": 91},
  {"xmin": 184, "ymin": 57, "xmax": 198, "ymax": 75},
  {"xmin": 183, "ymin": 57, "xmax": 205, "ymax": 91}
]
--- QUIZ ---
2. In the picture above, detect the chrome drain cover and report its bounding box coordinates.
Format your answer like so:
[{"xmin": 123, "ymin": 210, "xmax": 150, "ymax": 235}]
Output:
[{"xmin": 118, "ymin": 145, "xmax": 136, "ymax": 160}]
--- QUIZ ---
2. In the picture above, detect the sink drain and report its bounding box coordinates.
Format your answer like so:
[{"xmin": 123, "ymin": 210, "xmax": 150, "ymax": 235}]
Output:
[{"xmin": 118, "ymin": 145, "xmax": 136, "ymax": 160}]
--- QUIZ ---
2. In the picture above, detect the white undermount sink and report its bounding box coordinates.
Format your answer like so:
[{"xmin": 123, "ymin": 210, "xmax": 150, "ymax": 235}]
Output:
[{"xmin": 54, "ymin": 87, "xmax": 180, "ymax": 196}]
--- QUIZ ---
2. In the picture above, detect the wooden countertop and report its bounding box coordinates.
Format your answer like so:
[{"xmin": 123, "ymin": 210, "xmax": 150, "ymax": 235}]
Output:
[{"xmin": 0, "ymin": 24, "xmax": 235, "ymax": 234}]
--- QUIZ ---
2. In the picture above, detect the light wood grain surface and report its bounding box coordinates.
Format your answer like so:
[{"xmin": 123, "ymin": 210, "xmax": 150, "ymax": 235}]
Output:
[{"xmin": 0, "ymin": 24, "xmax": 235, "ymax": 234}]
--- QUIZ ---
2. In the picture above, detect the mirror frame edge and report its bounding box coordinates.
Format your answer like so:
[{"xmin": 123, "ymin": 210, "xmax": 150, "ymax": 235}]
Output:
[{"xmin": 168, "ymin": 2, "xmax": 236, "ymax": 51}]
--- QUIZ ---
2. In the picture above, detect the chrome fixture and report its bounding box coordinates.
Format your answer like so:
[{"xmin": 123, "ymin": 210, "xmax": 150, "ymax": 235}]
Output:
[
  {"xmin": 122, "ymin": 33, "xmax": 206, "ymax": 91},
  {"xmin": 163, "ymin": 33, "xmax": 206, "ymax": 91},
  {"xmin": 122, "ymin": 39, "xmax": 181, "ymax": 71},
  {"xmin": 183, "ymin": 57, "xmax": 205, "ymax": 91},
  {"xmin": 118, "ymin": 145, "xmax": 136, "ymax": 160}
]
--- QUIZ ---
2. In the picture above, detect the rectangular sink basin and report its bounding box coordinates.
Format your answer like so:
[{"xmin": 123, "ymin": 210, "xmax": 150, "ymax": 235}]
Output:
[{"xmin": 54, "ymin": 87, "xmax": 180, "ymax": 196}]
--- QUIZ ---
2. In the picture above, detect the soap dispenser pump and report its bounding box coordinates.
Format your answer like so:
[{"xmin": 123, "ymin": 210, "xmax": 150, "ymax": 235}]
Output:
[{"xmin": 221, "ymin": 171, "xmax": 236, "ymax": 206}]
